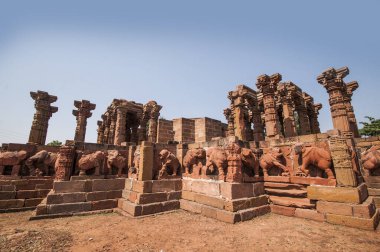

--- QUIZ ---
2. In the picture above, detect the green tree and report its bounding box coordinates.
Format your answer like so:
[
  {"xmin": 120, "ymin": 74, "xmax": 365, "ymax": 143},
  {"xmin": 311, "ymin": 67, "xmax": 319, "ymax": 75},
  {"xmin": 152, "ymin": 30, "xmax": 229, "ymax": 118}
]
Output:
[
  {"xmin": 359, "ymin": 116, "xmax": 380, "ymax": 137},
  {"xmin": 46, "ymin": 140, "xmax": 62, "ymax": 146}
]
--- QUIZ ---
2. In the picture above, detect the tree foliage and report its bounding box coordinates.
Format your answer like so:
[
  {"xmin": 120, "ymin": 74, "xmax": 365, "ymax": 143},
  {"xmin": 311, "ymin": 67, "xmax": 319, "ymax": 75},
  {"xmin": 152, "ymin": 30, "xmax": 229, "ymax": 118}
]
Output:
[
  {"xmin": 359, "ymin": 116, "xmax": 380, "ymax": 137},
  {"xmin": 46, "ymin": 140, "xmax": 62, "ymax": 146}
]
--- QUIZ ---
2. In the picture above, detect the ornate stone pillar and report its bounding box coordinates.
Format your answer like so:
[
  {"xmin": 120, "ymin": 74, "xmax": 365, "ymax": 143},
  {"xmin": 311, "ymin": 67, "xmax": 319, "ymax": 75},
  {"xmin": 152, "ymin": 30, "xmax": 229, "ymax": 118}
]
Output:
[
  {"xmin": 311, "ymin": 103, "xmax": 322, "ymax": 134},
  {"xmin": 223, "ymin": 108, "xmax": 235, "ymax": 137},
  {"xmin": 296, "ymin": 93, "xmax": 311, "ymax": 135},
  {"xmin": 107, "ymin": 111, "xmax": 117, "ymax": 145},
  {"xmin": 28, "ymin": 90, "xmax": 58, "ymax": 145},
  {"xmin": 55, "ymin": 146, "xmax": 75, "ymax": 181},
  {"xmin": 148, "ymin": 102, "xmax": 162, "ymax": 143},
  {"xmin": 102, "ymin": 114, "xmax": 110, "ymax": 144},
  {"xmin": 278, "ymin": 83, "xmax": 297, "ymax": 137},
  {"xmin": 256, "ymin": 73, "xmax": 282, "ymax": 139},
  {"xmin": 72, "ymin": 100, "xmax": 96, "ymax": 143},
  {"xmin": 317, "ymin": 67, "xmax": 351, "ymax": 134},
  {"xmin": 232, "ymin": 94, "xmax": 250, "ymax": 141},
  {"xmin": 345, "ymin": 81, "xmax": 360, "ymax": 137},
  {"xmin": 96, "ymin": 120, "xmax": 105, "ymax": 144},
  {"xmin": 114, "ymin": 106, "xmax": 127, "ymax": 145}
]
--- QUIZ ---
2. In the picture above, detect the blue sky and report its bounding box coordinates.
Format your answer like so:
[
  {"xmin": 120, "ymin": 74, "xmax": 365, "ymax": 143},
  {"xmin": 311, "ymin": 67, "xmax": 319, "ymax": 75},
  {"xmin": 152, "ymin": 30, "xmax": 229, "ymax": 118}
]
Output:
[{"xmin": 0, "ymin": 0, "xmax": 379, "ymax": 143}]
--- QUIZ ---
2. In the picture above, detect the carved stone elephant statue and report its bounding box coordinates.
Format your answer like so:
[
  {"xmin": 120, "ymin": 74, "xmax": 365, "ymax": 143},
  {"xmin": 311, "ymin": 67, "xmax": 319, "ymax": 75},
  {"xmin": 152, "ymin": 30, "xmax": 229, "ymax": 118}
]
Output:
[
  {"xmin": 361, "ymin": 147, "xmax": 380, "ymax": 175},
  {"xmin": 25, "ymin": 150, "xmax": 58, "ymax": 176},
  {"xmin": 259, "ymin": 147, "xmax": 289, "ymax": 177},
  {"xmin": 241, "ymin": 148, "xmax": 260, "ymax": 177},
  {"xmin": 0, "ymin": 150, "xmax": 28, "ymax": 176},
  {"xmin": 183, "ymin": 148, "xmax": 206, "ymax": 175},
  {"xmin": 205, "ymin": 147, "xmax": 228, "ymax": 178},
  {"xmin": 158, "ymin": 149, "xmax": 180, "ymax": 177},
  {"xmin": 107, "ymin": 150, "xmax": 127, "ymax": 177},
  {"xmin": 294, "ymin": 143, "xmax": 334, "ymax": 179},
  {"xmin": 77, "ymin": 151, "xmax": 105, "ymax": 176}
]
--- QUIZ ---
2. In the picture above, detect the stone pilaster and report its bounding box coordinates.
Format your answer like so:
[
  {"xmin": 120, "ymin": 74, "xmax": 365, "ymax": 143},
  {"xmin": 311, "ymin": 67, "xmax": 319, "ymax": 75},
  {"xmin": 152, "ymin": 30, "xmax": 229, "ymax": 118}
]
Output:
[
  {"xmin": 345, "ymin": 81, "xmax": 360, "ymax": 137},
  {"xmin": 55, "ymin": 146, "xmax": 75, "ymax": 181},
  {"xmin": 224, "ymin": 108, "xmax": 235, "ymax": 137},
  {"xmin": 296, "ymin": 93, "xmax": 311, "ymax": 135},
  {"xmin": 138, "ymin": 141, "xmax": 153, "ymax": 181},
  {"xmin": 72, "ymin": 100, "xmax": 96, "ymax": 143},
  {"xmin": 148, "ymin": 102, "xmax": 162, "ymax": 143},
  {"xmin": 311, "ymin": 103, "xmax": 322, "ymax": 134},
  {"xmin": 114, "ymin": 106, "xmax": 127, "ymax": 145},
  {"xmin": 278, "ymin": 83, "xmax": 297, "ymax": 137},
  {"xmin": 317, "ymin": 67, "xmax": 351, "ymax": 134},
  {"xmin": 28, "ymin": 91, "xmax": 58, "ymax": 145},
  {"xmin": 256, "ymin": 73, "xmax": 282, "ymax": 139},
  {"xmin": 108, "ymin": 111, "xmax": 117, "ymax": 145},
  {"xmin": 96, "ymin": 120, "xmax": 104, "ymax": 144}
]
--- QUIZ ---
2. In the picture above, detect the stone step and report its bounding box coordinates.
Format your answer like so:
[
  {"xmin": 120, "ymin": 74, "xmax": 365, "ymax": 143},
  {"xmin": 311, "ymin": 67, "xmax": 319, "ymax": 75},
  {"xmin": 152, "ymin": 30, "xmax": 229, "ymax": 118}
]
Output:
[
  {"xmin": 122, "ymin": 189, "xmax": 181, "ymax": 205},
  {"xmin": 265, "ymin": 188, "xmax": 307, "ymax": 198},
  {"xmin": 45, "ymin": 199, "xmax": 119, "ymax": 215},
  {"xmin": 118, "ymin": 198, "xmax": 180, "ymax": 217},
  {"xmin": 264, "ymin": 182, "xmax": 305, "ymax": 190},
  {"xmin": 269, "ymin": 196, "xmax": 315, "ymax": 209}
]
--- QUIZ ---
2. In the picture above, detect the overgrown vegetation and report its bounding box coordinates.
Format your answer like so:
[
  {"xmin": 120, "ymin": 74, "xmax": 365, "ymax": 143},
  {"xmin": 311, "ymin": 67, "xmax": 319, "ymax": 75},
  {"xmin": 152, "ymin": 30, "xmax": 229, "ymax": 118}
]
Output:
[{"xmin": 359, "ymin": 116, "xmax": 380, "ymax": 137}]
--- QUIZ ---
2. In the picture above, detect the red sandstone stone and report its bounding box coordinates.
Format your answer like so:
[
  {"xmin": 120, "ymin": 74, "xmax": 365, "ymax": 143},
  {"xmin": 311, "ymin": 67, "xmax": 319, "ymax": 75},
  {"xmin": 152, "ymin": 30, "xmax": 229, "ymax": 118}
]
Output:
[
  {"xmin": 91, "ymin": 199, "xmax": 118, "ymax": 211},
  {"xmin": 162, "ymin": 200, "xmax": 180, "ymax": 212},
  {"xmin": 25, "ymin": 198, "xmax": 44, "ymax": 207},
  {"xmin": 270, "ymin": 205, "xmax": 296, "ymax": 217},
  {"xmin": 294, "ymin": 208, "xmax": 325, "ymax": 222},
  {"xmin": 16, "ymin": 190, "xmax": 37, "ymax": 199},
  {"xmin": 0, "ymin": 191, "xmax": 16, "ymax": 200},
  {"xmin": 47, "ymin": 192, "xmax": 86, "ymax": 204},
  {"xmin": 47, "ymin": 202, "xmax": 92, "ymax": 214},
  {"xmin": 180, "ymin": 199, "xmax": 202, "ymax": 214},
  {"xmin": 0, "ymin": 199, "xmax": 24, "ymax": 209},
  {"xmin": 92, "ymin": 179, "xmax": 125, "ymax": 191},
  {"xmin": 316, "ymin": 201, "xmax": 352, "ymax": 216}
]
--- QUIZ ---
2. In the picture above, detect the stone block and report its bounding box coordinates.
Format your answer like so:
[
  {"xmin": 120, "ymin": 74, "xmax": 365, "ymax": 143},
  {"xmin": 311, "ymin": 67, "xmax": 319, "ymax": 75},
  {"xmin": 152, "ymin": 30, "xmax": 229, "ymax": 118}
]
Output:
[
  {"xmin": 264, "ymin": 182, "xmax": 303, "ymax": 190},
  {"xmin": 167, "ymin": 191, "xmax": 181, "ymax": 201},
  {"xmin": 216, "ymin": 209, "xmax": 241, "ymax": 223},
  {"xmin": 91, "ymin": 199, "xmax": 118, "ymax": 211},
  {"xmin": 47, "ymin": 192, "xmax": 86, "ymax": 204},
  {"xmin": 1, "ymin": 185, "xmax": 15, "ymax": 191},
  {"xmin": 132, "ymin": 180, "xmax": 153, "ymax": 193},
  {"xmin": 53, "ymin": 180, "xmax": 92, "ymax": 193},
  {"xmin": 36, "ymin": 204, "xmax": 47, "ymax": 215},
  {"xmin": 253, "ymin": 182, "xmax": 265, "ymax": 196},
  {"xmin": 220, "ymin": 183, "xmax": 254, "ymax": 200},
  {"xmin": 151, "ymin": 179, "xmax": 181, "ymax": 193},
  {"xmin": 92, "ymin": 179, "xmax": 125, "ymax": 191},
  {"xmin": 138, "ymin": 142, "xmax": 154, "ymax": 181},
  {"xmin": 47, "ymin": 202, "xmax": 92, "ymax": 214},
  {"xmin": 36, "ymin": 189, "xmax": 51, "ymax": 198},
  {"xmin": 35, "ymin": 183, "xmax": 53, "ymax": 190},
  {"xmin": 269, "ymin": 196, "xmax": 315, "ymax": 209},
  {"xmin": 137, "ymin": 192, "xmax": 168, "ymax": 204},
  {"xmin": 106, "ymin": 190, "xmax": 122, "ymax": 199},
  {"xmin": 201, "ymin": 205, "xmax": 217, "ymax": 219},
  {"xmin": 194, "ymin": 193, "xmax": 224, "ymax": 209},
  {"xmin": 239, "ymin": 205, "xmax": 270, "ymax": 221},
  {"xmin": 162, "ymin": 200, "xmax": 180, "ymax": 212},
  {"xmin": 307, "ymin": 184, "xmax": 367, "ymax": 204},
  {"xmin": 86, "ymin": 191, "xmax": 107, "ymax": 202},
  {"xmin": 270, "ymin": 205, "xmax": 295, "ymax": 217},
  {"xmin": 352, "ymin": 197, "xmax": 376, "ymax": 219},
  {"xmin": 25, "ymin": 198, "xmax": 44, "ymax": 207},
  {"xmin": 290, "ymin": 177, "xmax": 336, "ymax": 186},
  {"xmin": 182, "ymin": 179, "xmax": 192, "ymax": 191},
  {"xmin": 0, "ymin": 191, "xmax": 16, "ymax": 200},
  {"xmin": 264, "ymin": 176, "xmax": 290, "ymax": 183},
  {"xmin": 118, "ymin": 199, "xmax": 142, "ymax": 216},
  {"xmin": 316, "ymin": 201, "xmax": 352, "ymax": 216},
  {"xmin": 128, "ymin": 191, "xmax": 138, "ymax": 203},
  {"xmin": 224, "ymin": 195, "xmax": 269, "ymax": 212},
  {"xmin": 16, "ymin": 190, "xmax": 37, "ymax": 199},
  {"xmin": 141, "ymin": 202, "xmax": 163, "ymax": 215},
  {"xmin": 182, "ymin": 191, "xmax": 195, "ymax": 201},
  {"xmin": 326, "ymin": 210, "xmax": 380, "ymax": 231},
  {"xmin": 191, "ymin": 180, "xmax": 221, "ymax": 196},
  {"xmin": 180, "ymin": 199, "xmax": 202, "ymax": 214},
  {"xmin": 368, "ymin": 188, "xmax": 380, "ymax": 196},
  {"xmin": 124, "ymin": 178, "xmax": 133, "ymax": 191},
  {"xmin": 0, "ymin": 199, "xmax": 24, "ymax": 209},
  {"xmin": 294, "ymin": 208, "xmax": 325, "ymax": 222}
]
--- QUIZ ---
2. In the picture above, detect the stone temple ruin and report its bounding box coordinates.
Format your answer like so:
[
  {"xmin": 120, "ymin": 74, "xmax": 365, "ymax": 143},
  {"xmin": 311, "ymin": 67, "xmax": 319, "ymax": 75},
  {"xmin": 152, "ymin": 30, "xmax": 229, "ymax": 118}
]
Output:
[{"xmin": 1, "ymin": 66, "xmax": 379, "ymax": 231}]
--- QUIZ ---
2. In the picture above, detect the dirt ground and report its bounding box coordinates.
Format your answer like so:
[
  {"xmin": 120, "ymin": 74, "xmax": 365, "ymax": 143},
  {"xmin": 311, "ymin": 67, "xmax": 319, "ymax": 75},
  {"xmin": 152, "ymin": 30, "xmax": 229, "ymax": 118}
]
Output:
[{"xmin": 0, "ymin": 210, "xmax": 379, "ymax": 252}]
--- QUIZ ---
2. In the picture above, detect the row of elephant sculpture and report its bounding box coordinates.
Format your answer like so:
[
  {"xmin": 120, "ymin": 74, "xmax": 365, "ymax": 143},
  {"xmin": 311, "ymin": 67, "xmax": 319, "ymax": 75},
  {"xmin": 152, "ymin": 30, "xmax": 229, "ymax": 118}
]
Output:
[
  {"xmin": 0, "ymin": 149, "xmax": 128, "ymax": 177},
  {"xmin": 1, "ymin": 144, "xmax": 380, "ymax": 179}
]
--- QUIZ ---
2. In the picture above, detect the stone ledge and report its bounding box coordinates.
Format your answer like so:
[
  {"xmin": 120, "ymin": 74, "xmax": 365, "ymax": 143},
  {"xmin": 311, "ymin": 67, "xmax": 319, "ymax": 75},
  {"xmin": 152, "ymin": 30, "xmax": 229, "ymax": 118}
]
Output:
[
  {"xmin": 307, "ymin": 184, "xmax": 368, "ymax": 204},
  {"xmin": 118, "ymin": 198, "xmax": 180, "ymax": 217},
  {"xmin": 326, "ymin": 210, "xmax": 380, "ymax": 231}
]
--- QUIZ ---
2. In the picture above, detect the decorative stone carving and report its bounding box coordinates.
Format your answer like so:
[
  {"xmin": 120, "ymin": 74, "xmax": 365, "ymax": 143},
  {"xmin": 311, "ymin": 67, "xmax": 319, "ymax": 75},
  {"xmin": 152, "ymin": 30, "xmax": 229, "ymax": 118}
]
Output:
[
  {"xmin": 107, "ymin": 150, "xmax": 128, "ymax": 177},
  {"xmin": 0, "ymin": 150, "xmax": 28, "ymax": 176},
  {"xmin": 54, "ymin": 146, "xmax": 75, "ymax": 181},
  {"xmin": 294, "ymin": 143, "xmax": 334, "ymax": 179},
  {"xmin": 277, "ymin": 82, "xmax": 297, "ymax": 137},
  {"xmin": 256, "ymin": 73, "xmax": 283, "ymax": 139},
  {"xmin": 77, "ymin": 151, "xmax": 105, "ymax": 176},
  {"xmin": 73, "ymin": 100, "xmax": 96, "ymax": 142},
  {"xmin": 361, "ymin": 147, "xmax": 380, "ymax": 176},
  {"xmin": 317, "ymin": 67, "xmax": 359, "ymax": 136},
  {"xmin": 97, "ymin": 120, "xmax": 105, "ymax": 144},
  {"xmin": 28, "ymin": 90, "xmax": 58, "ymax": 145},
  {"xmin": 25, "ymin": 150, "xmax": 58, "ymax": 176},
  {"xmin": 183, "ymin": 148, "xmax": 206, "ymax": 176},
  {"xmin": 241, "ymin": 147, "xmax": 260, "ymax": 178},
  {"xmin": 259, "ymin": 148, "xmax": 289, "ymax": 177},
  {"xmin": 158, "ymin": 149, "xmax": 180, "ymax": 179},
  {"xmin": 205, "ymin": 147, "xmax": 228, "ymax": 180}
]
